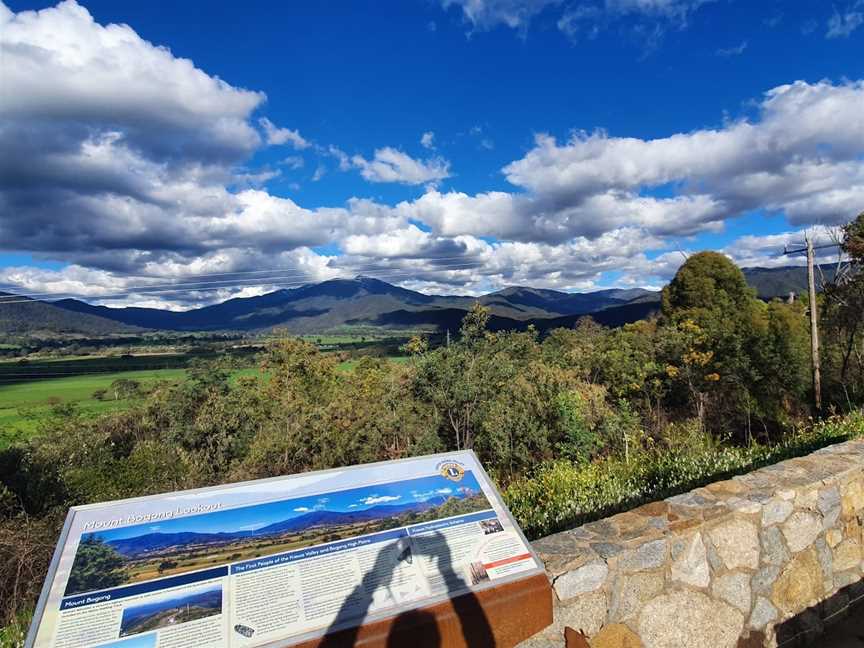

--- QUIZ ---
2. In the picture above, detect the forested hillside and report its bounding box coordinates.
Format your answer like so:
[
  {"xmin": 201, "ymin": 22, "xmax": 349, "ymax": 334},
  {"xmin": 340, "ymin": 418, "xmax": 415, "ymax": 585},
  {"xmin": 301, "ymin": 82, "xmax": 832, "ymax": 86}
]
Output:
[
  {"xmin": 0, "ymin": 294, "xmax": 140, "ymax": 336},
  {"xmin": 742, "ymin": 264, "xmax": 835, "ymax": 300}
]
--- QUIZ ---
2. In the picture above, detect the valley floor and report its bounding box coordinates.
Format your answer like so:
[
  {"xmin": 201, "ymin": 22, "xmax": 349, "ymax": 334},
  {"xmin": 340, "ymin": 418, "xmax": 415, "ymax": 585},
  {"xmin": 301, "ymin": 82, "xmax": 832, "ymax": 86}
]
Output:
[{"xmin": 0, "ymin": 355, "xmax": 408, "ymax": 447}]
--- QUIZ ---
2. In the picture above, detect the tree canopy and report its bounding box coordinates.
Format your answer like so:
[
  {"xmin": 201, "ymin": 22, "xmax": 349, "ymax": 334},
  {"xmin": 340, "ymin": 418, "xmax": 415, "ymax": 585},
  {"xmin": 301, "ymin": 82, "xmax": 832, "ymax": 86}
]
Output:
[{"xmin": 662, "ymin": 251, "xmax": 755, "ymax": 320}]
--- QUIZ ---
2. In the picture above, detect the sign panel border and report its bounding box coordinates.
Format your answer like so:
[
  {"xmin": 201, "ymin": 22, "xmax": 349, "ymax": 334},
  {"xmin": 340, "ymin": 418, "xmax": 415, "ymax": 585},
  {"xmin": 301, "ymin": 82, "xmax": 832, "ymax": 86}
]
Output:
[{"xmin": 26, "ymin": 450, "xmax": 544, "ymax": 648}]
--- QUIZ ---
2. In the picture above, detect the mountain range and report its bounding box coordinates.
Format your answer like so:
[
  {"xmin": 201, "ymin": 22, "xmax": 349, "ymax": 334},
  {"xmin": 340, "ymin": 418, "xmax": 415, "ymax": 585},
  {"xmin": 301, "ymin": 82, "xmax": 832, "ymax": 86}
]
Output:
[
  {"xmin": 0, "ymin": 265, "xmax": 816, "ymax": 336},
  {"xmin": 741, "ymin": 264, "xmax": 838, "ymax": 300},
  {"xmin": 103, "ymin": 496, "xmax": 452, "ymax": 558},
  {"xmin": 0, "ymin": 291, "xmax": 143, "ymax": 337}
]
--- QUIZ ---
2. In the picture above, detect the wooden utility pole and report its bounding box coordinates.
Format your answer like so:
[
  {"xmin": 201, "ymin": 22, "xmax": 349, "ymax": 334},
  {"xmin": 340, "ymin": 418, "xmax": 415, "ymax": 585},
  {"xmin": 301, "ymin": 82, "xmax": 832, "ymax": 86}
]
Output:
[
  {"xmin": 805, "ymin": 234, "xmax": 822, "ymax": 412},
  {"xmin": 783, "ymin": 233, "xmax": 840, "ymax": 414}
]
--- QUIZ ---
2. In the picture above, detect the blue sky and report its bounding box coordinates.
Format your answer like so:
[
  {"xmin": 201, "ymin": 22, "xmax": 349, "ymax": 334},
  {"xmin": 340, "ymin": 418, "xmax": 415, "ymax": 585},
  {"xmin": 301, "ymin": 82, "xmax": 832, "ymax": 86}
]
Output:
[
  {"xmin": 1, "ymin": 0, "xmax": 862, "ymax": 307},
  {"xmin": 86, "ymin": 471, "xmax": 482, "ymax": 542}
]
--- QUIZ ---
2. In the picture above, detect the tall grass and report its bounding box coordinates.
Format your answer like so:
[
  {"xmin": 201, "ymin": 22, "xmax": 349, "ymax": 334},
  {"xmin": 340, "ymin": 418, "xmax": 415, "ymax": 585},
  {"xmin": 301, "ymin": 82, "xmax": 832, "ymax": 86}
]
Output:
[{"xmin": 0, "ymin": 613, "xmax": 28, "ymax": 648}]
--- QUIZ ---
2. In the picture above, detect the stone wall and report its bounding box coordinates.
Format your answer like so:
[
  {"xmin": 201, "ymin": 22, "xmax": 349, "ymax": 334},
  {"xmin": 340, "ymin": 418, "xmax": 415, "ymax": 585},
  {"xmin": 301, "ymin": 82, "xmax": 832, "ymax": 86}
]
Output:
[{"xmin": 520, "ymin": 439, "xmax": 864, "ymax": 648}]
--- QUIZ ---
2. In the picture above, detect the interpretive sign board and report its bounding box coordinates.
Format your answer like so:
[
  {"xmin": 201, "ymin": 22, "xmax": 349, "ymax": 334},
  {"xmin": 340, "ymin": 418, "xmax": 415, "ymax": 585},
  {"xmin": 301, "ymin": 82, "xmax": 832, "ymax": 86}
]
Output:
[{"xmin": 27, "ymin": 451, "xmax": 546, "ymax": 648}]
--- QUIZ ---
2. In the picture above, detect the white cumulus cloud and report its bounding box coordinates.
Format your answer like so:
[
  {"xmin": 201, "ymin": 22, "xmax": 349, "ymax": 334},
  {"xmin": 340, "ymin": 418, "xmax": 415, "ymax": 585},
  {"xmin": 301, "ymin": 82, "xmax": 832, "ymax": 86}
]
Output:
[
  {"xmin": 259, "ymin": 117, "xmax": 310, "ymax": 149},
  {"xmin": 421, "ymin": 131, "xmax": 436, "ymax": 149},
  {"xmin": 351, "ymin": 147, "xmax": 452, "ymax": 185},
  {"xmin": 361, "ymin": 495, "xmax": 402, "ymax": 505},
  {"xmin": 0, "ymin": 0, "xmax": 263, "ymax": 160}
]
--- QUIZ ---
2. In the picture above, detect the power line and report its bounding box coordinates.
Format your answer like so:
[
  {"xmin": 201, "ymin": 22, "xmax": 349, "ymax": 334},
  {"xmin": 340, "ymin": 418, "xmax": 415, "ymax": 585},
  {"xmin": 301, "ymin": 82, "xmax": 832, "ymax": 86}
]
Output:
[
  {"xmin": 123, "ymin": 255, "xmax": 489, "ymax": 279},
  {"xmin": 783, "ymin": 242, "xmax": 842, "ymax": 255},
  {"xmin": 0, "ymin": 372, "xmax": 177, "ymax": 377},
  {"xmin": 0, "ymin": 254, "xmax": 493, "ymax": 295},
  {"xmin": 0, "ymin": 257, "xmax": 488, "ymax": 301},
  {"xmin": 0, "ymin": 263, "xmax": 487, "ymax": 305},
  {"xmin": 0, "ymin": 262, "xmax": 485, "ymax": 297}
]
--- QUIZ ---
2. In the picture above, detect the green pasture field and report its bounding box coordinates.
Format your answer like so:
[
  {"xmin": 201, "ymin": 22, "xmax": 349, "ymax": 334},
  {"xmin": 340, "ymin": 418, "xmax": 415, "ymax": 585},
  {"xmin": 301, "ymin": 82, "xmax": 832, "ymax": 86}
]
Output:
[
  {"xmin": 336, "ymin": 356, "xmax": 409, "ymax": 372},
  {"xmin": 0, "ymin": 351, "xmax": 181, "ymax": 363},
  {"xmin": 0, "ymin": 356, "xmax": 406, "ymax": 447},
  {"xmin": 300, "ymin": 334, "xmax": 374, "ymax": 344},
  {"xmin": 0, "ymin": 367, "xmax": 264, "ymax": 444},
  {"xmin": 0, "ymin": 368, "xmax": 189, "ymax": 445},
  {"xmin": 291, "ymin": 329, "xmax": 420, "ymax": 346},
  {"xmin": 0, "ymin": 353, "xmax": 198, "ymax": 384}
]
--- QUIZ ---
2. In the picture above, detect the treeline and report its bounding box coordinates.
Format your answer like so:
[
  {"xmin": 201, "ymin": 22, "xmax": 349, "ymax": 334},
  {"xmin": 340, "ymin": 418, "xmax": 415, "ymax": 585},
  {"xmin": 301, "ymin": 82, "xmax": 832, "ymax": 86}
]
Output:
[
  {"xmin": 1, "ymin": 216, "xmax": 863, "ymax": 641},
  {"xmin": 0, "ymin": 331, "xmax": 253, "ymax": 360}
]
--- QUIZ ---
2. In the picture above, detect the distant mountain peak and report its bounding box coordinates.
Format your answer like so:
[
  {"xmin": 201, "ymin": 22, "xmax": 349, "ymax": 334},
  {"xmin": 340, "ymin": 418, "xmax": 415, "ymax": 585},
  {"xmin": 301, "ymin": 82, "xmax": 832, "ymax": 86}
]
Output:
[
  {"xmin": 35, "ymin": 277, "xmax": 662, "ymax": 334},
  {"xmin": 7, "ymin": 265, "xmax": 818, "ymax": 338}
]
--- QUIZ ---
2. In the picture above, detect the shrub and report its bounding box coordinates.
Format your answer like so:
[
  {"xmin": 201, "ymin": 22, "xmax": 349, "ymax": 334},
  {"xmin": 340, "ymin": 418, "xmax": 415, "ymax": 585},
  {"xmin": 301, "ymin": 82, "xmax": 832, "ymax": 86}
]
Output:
[
  {"xmin": 504, "ymin": 411, "xmax": 864, "ymax": 539},
  {"xmin": 554, "ymin": 387, "xmax": 607, "ymax": 463},
  {"xmin": 0, "ymin": 512, "xmax": 63, "ymax": 636},
  {"xmin": 0, "ymin": 611, "xmax": 29, "ymax": 648}
]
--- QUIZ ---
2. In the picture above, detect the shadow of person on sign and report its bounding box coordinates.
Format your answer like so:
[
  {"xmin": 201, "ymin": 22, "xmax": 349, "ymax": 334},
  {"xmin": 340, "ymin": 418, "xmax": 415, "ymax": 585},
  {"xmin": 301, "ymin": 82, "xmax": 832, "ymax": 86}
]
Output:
[
  {"xmin": 318, "ymin": 530, "xmax": 494, "ymax": 648},
  {"xmin": 388, "ymin": 529, "xmax": 494, "ymax": 648},
  {"xmin": 385, "ymin": 610, "xmax": 441, "ymax": 648}
]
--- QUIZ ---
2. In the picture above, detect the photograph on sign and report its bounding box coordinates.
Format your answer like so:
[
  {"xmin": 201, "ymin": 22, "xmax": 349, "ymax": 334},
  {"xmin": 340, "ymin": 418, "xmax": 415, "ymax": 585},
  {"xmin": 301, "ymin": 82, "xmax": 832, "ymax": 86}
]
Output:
[{"xmin": 27, "ymin": 451, "xmax": 542, "ymax": 648}]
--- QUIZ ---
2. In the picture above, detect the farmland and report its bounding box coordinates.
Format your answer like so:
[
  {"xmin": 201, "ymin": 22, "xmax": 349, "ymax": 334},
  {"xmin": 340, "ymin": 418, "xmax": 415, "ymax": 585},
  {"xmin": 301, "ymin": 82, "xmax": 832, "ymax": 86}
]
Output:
[
  {"xmin": 0, "ymin": 368, "xmax": 188, "ymax": 443},
  {"xmin": 0, "ymin": 350, "xmax": 256, "ymax": 446},
  {"xmin": 0, "ymin": 350, "xmax": 409, "ymax": 447}
]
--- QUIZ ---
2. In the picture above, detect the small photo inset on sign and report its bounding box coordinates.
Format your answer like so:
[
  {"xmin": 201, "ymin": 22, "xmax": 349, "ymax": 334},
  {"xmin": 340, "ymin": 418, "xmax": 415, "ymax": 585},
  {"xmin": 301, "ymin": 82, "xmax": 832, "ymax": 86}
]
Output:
[
  {"xmin": 480, "ymin": 518, "xmax": 503, "ymax": 535},
  {"xmin": 119, "ymin": 583, "xmax": 222, "ymax": 637},
  {"xmin": 468, "ymin": 561, "xmax": 490, "ymax": 586}
]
